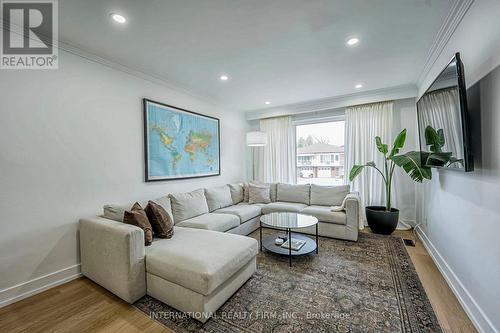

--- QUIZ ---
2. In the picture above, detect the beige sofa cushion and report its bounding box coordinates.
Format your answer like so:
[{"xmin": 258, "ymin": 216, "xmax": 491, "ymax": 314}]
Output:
[
  {"xmin": 169, "ymin": 189, "xmax": 209, "ymax": 223},
  {"xmin": 204, "ymin": 185, "xmax": 233, "ymax": 212},
  {"xmin": 103, "ymin": 201, "xmax": 146, "ymax": 222},
  {"xmin": 228, "ymin": 183, "xmax": 244, "ymax": 204},
  {"xmin": 261, "ymin": 201, "xmax": 307, "ymax": 214},
  {"xmin": 176, "ymin": 213, "xmax": 240, "ymax": 232},
  {"xmin": 276, "ymin": 184, "xmax": 310, "ymax": 205},
  {"xmin": 103, "ymin": 204, "xmax": 132, "ymax": 222},
  {"xmin": 215, "ymin": 203, "xmax": 262, "ymax": 222},
  {"xmin": 103, "ymin": 195, "xmax": 171, "ymax": 223},
  {"xmin": 310, "ymin": 184, "xmax": 350, "ymax": 206},
  {"xmin": 300, "ymin": 205, "xmax": 346, "ymax": 225},
  {"xmin": 145, "ymin": 227, "xmax": 258, "ymax": 295}
]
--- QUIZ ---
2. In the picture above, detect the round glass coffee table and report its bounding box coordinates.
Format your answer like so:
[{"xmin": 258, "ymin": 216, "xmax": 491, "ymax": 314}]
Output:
[{"xmin": 259, "ymin": 212, "xmax": 319, "ymax": 267}]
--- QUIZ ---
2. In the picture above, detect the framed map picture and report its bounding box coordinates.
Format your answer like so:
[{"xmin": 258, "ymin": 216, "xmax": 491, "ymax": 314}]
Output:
[{"xmin": 143, "ymin": 99, "xmax": 220, "ymax": 181}]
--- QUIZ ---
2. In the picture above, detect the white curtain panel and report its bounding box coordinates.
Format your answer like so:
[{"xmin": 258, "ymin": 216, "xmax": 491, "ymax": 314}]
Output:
[
  {"xmin": 418, "ymin": 88, "xmax": 463, "ymax": 160},
  {"xmin": 345, "ymin": 101, "xmax": 394, "ymax": 229},
  {"xmin": 255, "ymin": 116, "xmax": 296, "ymax": 183}
]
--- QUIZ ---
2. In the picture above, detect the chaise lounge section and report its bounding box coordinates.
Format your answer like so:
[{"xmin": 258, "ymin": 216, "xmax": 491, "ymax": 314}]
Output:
[{"xmin": 145, "ymin": 227, "xmax": 257, "ymax": 322}]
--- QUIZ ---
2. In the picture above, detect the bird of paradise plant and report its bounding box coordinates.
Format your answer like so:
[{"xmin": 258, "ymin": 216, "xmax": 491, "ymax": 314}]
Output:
[{"xmin": 349, "ymin": 126, "xmax": 460, "ymax": 211}]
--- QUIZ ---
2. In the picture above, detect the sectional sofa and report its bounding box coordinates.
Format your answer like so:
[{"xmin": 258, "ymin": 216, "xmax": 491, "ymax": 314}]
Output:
[{"xmin": 79, "ymin": 182, "xmax": 360, "ymax": 322}]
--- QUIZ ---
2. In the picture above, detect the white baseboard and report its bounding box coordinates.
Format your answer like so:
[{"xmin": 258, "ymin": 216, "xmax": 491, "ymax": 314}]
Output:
[
  {"xmin": 0, "ymin": 264, "xmax": 82, "ymax": 308},
  {"xmin": 415, "ymin": 226, "xmax": 498, "ymax": 333}
]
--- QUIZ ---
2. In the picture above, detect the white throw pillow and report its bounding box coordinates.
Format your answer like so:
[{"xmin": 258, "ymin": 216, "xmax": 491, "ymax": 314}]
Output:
[
  {"xmin": 169, "ymin": 189, "xmax": 209, "ymax": 223},
  {"xmin": 248, "ymin": 183, "xmax": 271, "ymax": 204},
  {"xmin": 205, "ymin": 185, "xmax": 233, "ymax": 212},
  {"xmin": 310, "ymin": 184, "xmax": 350, "ymax": 206}
]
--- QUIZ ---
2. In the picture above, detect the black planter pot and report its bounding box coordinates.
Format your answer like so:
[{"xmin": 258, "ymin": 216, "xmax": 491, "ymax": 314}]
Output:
[{"xmin": 365, "ymin": 206, "xmax": 399, "ymax": 235}]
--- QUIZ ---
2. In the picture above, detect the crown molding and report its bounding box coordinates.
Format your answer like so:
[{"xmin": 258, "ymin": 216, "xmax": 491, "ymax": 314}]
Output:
[
  {"xmin": 416, "ymin": 0, "xmax": 474, "ymax": 88},
  {"xmin": 245, "ymin": 84, "xmax": 417, "ymax": 120}
]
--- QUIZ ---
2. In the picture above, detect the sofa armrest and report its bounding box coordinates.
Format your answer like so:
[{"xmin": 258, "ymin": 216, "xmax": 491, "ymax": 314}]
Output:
[
  {"xmin": 344, "ymin": 192, "xmax": 361, "ymax": 241},
  {"xmin": 79, "ymin": 217, "xmax": 146, "ymax": 303}
]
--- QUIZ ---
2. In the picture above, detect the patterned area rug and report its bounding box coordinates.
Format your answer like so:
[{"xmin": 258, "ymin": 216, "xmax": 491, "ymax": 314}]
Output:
[{"xmin": 134, "ymin": 230, "xmax": 441, "ymax": 332}]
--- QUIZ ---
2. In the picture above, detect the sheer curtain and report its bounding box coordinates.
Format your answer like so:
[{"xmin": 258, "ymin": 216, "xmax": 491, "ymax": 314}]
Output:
[
  {"xmin": 255, "ymin": 116, "xmax": 295, "ymax": 183},
  {"xmin": 345, "ymin": 101, "xmax": 394, "ymax": 229}
]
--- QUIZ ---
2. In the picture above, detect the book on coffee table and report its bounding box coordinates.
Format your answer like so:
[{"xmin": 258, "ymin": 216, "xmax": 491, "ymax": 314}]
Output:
[{"xmin": 281, "ymin": 238, "xmax": 306, "ymax": 251}]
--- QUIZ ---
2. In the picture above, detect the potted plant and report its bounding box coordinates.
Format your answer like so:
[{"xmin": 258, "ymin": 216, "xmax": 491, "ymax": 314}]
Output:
[{"xmin": 349, "ymin": 126, "xmax": 458, "ymax": 234}]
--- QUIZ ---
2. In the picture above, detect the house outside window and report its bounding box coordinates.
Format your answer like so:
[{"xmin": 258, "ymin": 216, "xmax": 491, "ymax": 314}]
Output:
[{"xmin": 296, "ymin": 120, "xmax": 345, "ymax": 185}]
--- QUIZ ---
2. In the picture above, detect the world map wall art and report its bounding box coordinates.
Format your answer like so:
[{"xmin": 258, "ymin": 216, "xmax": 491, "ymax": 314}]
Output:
[{"xmin": 143, "ymin": 99, "xmax": 220, "ymax": 181}]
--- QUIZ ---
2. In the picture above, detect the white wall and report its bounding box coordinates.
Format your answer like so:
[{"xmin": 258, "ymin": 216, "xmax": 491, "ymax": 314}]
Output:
[
  {"xmin": 0, "ymin": 50, "xmax": 247, "ymax": 306},
  {"xmin": 416, "ymin": 0, "xmax": 500, "ymax": 332}
]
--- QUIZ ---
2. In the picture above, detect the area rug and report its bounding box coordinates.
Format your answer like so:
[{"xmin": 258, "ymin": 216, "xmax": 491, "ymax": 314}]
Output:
[{"xmin": 134, "ymin": 230, "xmax": 442, "ymax": 332}]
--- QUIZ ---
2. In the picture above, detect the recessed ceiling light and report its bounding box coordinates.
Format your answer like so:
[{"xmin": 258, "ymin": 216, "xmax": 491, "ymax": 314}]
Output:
[
  {"xmin": 265, "ymin": 101, "xmax": 271, "ymax": 105},
  {"xmin": 346, "ymin": 37, "xmax": 359, "ymax": 46},
  {"xmin": 220, "ymin": 75, "xmax": 229, "ymax": 81},
  {"xmin": 110, "ymin": 13, "xmax": 126, "ymax": 24},
  {"xmin": 355, "ymin": 84, "xmax": 363, "ymax": 89}
]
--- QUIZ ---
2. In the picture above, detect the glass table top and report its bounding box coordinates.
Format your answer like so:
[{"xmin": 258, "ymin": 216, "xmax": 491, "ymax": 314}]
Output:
[{"xmin": 260, "ymin": 212, "xmax": 318, "ymax": 229}]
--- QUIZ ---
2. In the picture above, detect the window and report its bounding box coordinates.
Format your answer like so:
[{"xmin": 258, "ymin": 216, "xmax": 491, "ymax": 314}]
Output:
[
  {"xmin": 296, "ymin": 121, "xmax": 345, "ymax": 185},
  {"xmin": 320, "ymin": 154, "xmax": 333, "ymax": 164},
  {"xmin": 297, "ymin": 155, "xmax": 313, "ymax": 165}
]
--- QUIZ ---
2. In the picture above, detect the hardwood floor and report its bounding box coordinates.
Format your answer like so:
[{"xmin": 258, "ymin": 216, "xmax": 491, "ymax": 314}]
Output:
[
  {"xmin": 390, "ymin": 230, "xmax": 477, "ymax": 333},
  {"xmin": 0, "ymin": 230, "xmax": 476, "ymax": 333},
  {"xmin": 0, "ymin": 278, "xmax": 171, "ymax": 333}
]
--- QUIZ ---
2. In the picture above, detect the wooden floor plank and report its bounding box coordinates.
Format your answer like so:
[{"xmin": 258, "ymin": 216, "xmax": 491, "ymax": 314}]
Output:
[
  {"xmin": 0, "ymin": 278, "xmax": 172, "ymax": 333},
  {"xmin": 391, "ymin": 229, "xmax": 477, "ymax": 333},
  {"xmin": 0, "ymin": 229, "xmax": 476, "ymax": 332}
]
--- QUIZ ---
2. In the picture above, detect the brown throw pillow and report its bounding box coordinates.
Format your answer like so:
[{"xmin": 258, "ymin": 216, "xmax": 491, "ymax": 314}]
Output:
[
  {"xmin": 124, "ymin": 202, "xmax": 153, "ymax": 246},
  {"xmin": 145, "ymin": 201, "xmax": 174, "ymax": 239}
]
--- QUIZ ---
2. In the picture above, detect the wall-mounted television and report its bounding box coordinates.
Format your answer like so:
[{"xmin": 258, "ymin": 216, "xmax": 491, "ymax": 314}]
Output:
[{"xmin": 416, "ymin": 52, "xmax": 474, "ymax": 172}]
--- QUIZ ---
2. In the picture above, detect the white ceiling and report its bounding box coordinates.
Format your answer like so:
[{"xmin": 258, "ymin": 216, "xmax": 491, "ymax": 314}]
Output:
[{"xmin": 58, "ymin": 0, "xmax": 454, "ymax": 111}]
